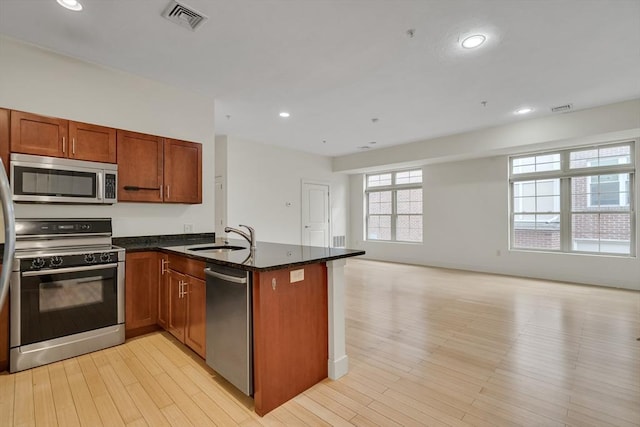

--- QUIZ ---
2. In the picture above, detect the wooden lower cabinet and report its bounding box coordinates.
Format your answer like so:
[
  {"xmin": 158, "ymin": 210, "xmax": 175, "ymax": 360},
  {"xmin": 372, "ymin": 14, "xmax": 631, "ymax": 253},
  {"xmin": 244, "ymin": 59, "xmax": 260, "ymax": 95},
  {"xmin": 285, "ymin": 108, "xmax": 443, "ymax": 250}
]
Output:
[
  {"xmin": 126, "ymin": 251, "xmax": 205, "ymax": 357},
  {"xmin": 252, "ymin": 263, "xmax": 328, "ymax": 416},
  {"xmin": 162, "ymin": 254, "xmax": 206, "ymax": 359},
  {"xmin": 184, "ymin": 275, "xmax": 206, "ymax": 358},
  {"xmin": 158, "ymin": 254, "xmax": 169, "ymax": 329},
  {"xmin": 125, "ymin": 252, "xmax": 159, "ymax": 337},
  {"xmin": 167, "ymin": 269, "xmax": 187, "ymax": 342}
]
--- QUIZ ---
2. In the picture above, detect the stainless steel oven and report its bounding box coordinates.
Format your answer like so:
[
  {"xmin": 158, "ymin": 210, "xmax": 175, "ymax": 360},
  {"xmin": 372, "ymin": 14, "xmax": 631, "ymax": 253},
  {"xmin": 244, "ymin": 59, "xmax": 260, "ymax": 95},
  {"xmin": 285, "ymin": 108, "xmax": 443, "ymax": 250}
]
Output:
[{"xmin": 10, "ymin": 218, "xmax": 125, "ymax": 372}]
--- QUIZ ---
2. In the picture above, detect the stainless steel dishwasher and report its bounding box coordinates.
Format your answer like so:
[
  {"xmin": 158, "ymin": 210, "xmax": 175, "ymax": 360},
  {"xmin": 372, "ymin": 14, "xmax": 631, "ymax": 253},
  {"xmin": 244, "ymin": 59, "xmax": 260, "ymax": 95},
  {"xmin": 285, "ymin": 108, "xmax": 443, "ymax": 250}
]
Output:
[{"xmin": 204, "ymin": 264, "xmax": 253, "ymax": 395}]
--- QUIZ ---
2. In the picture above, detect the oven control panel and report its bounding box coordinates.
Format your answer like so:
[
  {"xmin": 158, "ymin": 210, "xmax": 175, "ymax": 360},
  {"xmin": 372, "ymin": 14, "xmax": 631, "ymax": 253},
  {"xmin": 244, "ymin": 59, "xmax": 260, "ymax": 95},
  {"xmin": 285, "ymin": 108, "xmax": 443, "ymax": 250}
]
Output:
[
  {"xmin": 21, "ymin": 250, "xmax": 122, "ymax": 271},
  {"xmin": 16, "ymin": 219, "xmax": 112, "ymax": 236}
]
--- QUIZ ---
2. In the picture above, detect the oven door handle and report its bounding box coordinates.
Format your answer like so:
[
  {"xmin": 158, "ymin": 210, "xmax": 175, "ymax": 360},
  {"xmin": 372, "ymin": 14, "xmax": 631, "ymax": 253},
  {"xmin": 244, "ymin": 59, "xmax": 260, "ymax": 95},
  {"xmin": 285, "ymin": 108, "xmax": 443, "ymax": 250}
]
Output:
[{"xmin": 22, "ymin": 263, "xmax": 119, "ymax": 277}]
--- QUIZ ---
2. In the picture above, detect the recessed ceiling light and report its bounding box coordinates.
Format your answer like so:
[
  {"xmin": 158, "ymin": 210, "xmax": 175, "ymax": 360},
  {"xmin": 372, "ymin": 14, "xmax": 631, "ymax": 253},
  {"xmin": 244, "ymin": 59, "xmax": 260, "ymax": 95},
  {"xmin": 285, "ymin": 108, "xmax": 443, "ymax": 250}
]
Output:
[
  {"xmin": 515, "ymin": 107, "xmax": 534, "ymax": 115},
  {"xmin": 279, "ymin": 112, "xmax": 290, "ymax": 118},
  {"xmin": 56, "ymin": 0, "xmax": 83, "ymax": 11},
  {"xmin": 461, "ymin": 34, "xmax": 486, "ymax": 49}
]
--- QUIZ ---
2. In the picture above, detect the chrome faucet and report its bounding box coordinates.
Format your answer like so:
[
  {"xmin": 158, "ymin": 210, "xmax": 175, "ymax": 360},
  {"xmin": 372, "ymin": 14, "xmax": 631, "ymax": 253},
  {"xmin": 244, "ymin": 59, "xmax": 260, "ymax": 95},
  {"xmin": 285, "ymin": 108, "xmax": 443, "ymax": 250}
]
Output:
[{"xmin": 224, "ymin": 224, "xmax": 256, "ymax": 252}]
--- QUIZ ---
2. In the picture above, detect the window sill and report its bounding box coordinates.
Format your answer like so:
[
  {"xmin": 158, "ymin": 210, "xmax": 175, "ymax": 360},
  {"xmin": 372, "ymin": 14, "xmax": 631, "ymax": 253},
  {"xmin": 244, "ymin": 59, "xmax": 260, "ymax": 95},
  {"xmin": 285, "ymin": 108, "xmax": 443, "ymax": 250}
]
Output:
[
  {"xmin": 509, "ymin": 248, "xmax": 635, "ymax": 259},
  {"xmin": 365, "ymin": 240, "xmax": 423, "ymax": 245}
]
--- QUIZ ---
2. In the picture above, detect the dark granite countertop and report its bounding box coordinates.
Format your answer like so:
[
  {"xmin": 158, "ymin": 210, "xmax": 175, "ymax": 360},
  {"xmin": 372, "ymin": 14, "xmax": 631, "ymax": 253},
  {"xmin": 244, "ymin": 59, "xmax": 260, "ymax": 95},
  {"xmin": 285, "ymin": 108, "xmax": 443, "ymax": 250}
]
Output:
[
  {"xmin": 113, "ymin": 233, "xmax": 217, "ymax": 251},
  {"xmin": 162, "ymin": 239, "xmax": 365, "ymax": 272},
  {"xmin": 114, "ymin": 233, "xmax": 365, "ymax": 272}
]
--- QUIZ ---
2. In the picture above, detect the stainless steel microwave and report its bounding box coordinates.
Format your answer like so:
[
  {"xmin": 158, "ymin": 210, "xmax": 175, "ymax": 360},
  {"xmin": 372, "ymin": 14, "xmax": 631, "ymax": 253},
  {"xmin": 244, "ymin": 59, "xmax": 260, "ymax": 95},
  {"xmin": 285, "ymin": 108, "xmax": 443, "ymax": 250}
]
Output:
[{"xmin": 10, "ymin": 153, "xmax": 117, "ymax": 204}]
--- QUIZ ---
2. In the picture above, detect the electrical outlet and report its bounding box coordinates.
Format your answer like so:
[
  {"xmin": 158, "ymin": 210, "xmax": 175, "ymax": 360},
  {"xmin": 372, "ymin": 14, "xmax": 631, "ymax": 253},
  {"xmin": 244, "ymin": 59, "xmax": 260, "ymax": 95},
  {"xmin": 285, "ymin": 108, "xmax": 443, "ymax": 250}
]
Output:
[
  {"xmin": 290, "ymin": 269, "xmax": 304, "ymax": 283},
  {"xmin": 184, "ymin": 224, "xmax": 194, "ymax": 233}
]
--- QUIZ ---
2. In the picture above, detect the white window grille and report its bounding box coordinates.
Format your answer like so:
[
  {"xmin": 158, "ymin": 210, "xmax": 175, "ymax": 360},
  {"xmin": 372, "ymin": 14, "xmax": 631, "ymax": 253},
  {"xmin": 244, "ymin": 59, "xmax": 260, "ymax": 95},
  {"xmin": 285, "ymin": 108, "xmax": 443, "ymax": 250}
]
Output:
[
  {"xmin": 366, "ymin": 169, "xmax": 423, "ymax": 242},
  {"xmin": 510, "ymin": 141, "xmax": 635, "ymax": 256}
]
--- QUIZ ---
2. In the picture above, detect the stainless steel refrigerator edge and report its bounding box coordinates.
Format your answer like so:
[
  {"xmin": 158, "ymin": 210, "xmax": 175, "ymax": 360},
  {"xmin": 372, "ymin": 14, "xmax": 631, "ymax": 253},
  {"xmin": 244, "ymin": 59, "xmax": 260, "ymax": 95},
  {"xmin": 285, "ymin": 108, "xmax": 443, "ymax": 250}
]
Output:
[
  {"xmin": 0, "ymin": 159, "xmax": 16, "ymax": 312},
  {"xmin": 204, "ymin": 264, "xmax": 253, "ymax": 395}
]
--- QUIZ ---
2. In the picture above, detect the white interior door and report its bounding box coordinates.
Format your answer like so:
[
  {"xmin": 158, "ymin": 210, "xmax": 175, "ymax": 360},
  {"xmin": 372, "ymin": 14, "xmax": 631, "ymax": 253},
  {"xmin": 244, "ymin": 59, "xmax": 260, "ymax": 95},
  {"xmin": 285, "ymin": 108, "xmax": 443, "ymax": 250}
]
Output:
[{"xmin": 302, "ymin": 181, "xmax": 330, "ymax": 247}]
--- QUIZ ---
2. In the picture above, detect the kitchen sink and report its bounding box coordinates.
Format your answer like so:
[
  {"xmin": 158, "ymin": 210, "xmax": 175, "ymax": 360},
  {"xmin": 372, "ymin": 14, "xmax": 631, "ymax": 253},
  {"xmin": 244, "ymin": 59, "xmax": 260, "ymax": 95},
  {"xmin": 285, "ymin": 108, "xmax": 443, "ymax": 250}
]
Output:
[{"xmin": 188, "ymin": 245, "xmax": 246, "ymax": 253}]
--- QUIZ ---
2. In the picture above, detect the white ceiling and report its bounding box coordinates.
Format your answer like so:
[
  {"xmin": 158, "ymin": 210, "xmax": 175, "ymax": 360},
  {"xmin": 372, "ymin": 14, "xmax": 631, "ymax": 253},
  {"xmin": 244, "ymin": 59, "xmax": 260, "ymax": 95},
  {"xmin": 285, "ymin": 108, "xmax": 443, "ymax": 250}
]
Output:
[{"xmin": 1, "ymin": 0, "xmax": 639, "ymax": 157}]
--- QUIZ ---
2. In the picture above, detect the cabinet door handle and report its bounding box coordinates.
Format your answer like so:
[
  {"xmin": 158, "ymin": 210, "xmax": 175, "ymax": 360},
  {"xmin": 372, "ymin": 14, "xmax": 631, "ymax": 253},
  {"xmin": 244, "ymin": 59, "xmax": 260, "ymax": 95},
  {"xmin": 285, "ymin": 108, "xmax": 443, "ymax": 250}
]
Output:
[
  {"xmin": 181, "ymin": 281, "xmax": 189, "ymax": 298},
  {"xmin": 166, "ymin": 185, "xmax": 170, "ymax": 200},
  {"xmin": 62, "ymin": 136, "xmax": 66, "ymax": 154},
  {"xmin": 160, "ymin": 185, "xmax": 163, "ymax": 200},
  {"xmin": 161, "ymin": 259, "xmax": 169, "ymax": 274},
  {"xmin": 72, "ymin": 137, "xmax": 76, "ymax": 155}
]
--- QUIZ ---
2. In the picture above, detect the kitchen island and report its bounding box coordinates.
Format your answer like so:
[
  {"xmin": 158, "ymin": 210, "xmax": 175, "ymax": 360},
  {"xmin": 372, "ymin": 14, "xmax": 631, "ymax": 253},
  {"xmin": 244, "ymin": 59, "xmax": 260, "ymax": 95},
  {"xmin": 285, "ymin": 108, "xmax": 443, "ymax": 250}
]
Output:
[{"xmin": 117, "ymin": 235, "xmax": 364, "ymax": 416}]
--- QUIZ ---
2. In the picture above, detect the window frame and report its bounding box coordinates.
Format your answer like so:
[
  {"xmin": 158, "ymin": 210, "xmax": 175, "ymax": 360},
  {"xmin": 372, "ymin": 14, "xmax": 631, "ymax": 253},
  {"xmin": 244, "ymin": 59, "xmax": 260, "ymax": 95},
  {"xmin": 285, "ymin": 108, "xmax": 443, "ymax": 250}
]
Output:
[
  {"xmin": 586, "ymin": 157, "xmax": 630, "ymax": 208},
  {"xmin": 365, "ymin": 168, "xmax": 423, "ymax": 243},
  {"xmin": 509, "ymin": 140, "xmax": 636, "ymax": 256}
]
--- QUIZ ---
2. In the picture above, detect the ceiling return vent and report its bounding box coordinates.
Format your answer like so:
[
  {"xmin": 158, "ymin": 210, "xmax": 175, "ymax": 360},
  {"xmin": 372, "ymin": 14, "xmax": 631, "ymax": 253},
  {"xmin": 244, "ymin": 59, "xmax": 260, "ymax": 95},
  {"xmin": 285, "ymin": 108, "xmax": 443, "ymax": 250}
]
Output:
[
  {"xmin": 551, "ymin": 103, "xmax": 573, "ymax": 113},
  {"xmin": 162, "ymin": 0, "xmax": 208, "ymax": 31}
]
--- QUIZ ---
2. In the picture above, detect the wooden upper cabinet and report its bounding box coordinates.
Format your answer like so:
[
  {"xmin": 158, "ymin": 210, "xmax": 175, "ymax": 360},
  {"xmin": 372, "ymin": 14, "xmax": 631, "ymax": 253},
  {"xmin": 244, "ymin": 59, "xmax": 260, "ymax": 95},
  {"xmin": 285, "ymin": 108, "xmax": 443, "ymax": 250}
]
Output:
[
  {"xmin": 117, "ymin": 130, "xmax": 164, "ymax": 202},
  {"xmin": 10, "ymin": 111, "xmax": 117, "ymax": 163},
  {"xmin": 10, "ymin": 111, "xmax": 67, "ymax": 158},
  {"xmin": 0, "ymin": 109, "xmax": 9, "ymax": 170},
  {"xmin": 164, "ymin": 138, "xmax": 202, "ymax": 204},
  {"xmin": 68, "ymin": 121, "xmax": 116, "ymax": 163},
  {"xmin": 6, "ymin": 109, "xmax": 202, "ymax": 203}
]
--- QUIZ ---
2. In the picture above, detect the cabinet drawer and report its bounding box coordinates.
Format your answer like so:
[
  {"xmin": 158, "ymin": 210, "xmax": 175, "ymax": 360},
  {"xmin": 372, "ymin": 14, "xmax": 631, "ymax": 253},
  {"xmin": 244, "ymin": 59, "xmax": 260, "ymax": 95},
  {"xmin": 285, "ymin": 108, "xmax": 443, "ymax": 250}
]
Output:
[{"xmin": 167, "ymin": 254, "xmax": 205, "ymax": 279}]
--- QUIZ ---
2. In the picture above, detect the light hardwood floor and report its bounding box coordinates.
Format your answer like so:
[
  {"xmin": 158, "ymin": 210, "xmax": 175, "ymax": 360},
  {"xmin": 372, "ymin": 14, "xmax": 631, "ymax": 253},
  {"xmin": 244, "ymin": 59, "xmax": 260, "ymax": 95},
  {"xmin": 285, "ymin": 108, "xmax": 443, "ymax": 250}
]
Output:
[{"xmin": 1, "ymin": 259, "xmax": 639, "ymax": 426}]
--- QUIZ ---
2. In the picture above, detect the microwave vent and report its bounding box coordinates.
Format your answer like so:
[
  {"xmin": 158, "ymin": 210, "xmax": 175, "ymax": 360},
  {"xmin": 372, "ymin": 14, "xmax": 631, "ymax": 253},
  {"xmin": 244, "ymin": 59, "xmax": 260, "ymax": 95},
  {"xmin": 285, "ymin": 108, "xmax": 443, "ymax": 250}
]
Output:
[{"xmin": 162, "ymin": 1, "xmax": 208, "ymax": 31}]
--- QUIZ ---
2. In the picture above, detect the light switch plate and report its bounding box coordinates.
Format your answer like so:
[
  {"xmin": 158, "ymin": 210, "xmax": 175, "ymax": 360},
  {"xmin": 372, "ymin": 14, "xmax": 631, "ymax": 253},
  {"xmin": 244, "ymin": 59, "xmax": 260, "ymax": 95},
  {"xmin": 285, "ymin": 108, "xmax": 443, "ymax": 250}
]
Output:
[{"xmin": 290, "ymin": 269, "xmax": 304, "ymax": 283}]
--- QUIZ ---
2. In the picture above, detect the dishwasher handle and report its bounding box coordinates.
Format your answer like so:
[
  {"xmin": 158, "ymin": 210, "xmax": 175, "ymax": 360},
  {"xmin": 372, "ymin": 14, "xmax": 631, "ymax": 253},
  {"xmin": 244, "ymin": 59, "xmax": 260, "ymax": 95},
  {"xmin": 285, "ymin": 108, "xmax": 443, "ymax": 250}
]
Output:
[{"xmin": 204, "ymin": 268, "xmax": 248, "ymax": 284}]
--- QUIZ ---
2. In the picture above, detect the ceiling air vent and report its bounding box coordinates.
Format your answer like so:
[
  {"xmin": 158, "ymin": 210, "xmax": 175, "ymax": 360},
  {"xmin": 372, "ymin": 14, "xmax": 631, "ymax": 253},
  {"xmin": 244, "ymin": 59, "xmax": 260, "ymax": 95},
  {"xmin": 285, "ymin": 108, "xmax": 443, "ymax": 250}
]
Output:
[
  {"xmin": 551, "ymin": 103, "xmax": 573, "ymax": 113},
  {"xmin": 162, "ymin": 1, "xmax": 208, "ymax": 31}
]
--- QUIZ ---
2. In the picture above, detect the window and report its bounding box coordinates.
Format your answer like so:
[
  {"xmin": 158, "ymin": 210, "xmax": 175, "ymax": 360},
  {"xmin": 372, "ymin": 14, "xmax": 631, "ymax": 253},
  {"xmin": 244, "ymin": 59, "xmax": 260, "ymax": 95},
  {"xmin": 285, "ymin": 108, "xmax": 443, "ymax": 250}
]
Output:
[
  {"xmin": 512, "ymin": 179, "xmax": 561, "ymax": 250},
  {"xmin": 366, "ymin": 169, "xmax": 423, "ymax": 242},
  {"xmin": 510, "ymin": 141, "xmax": 635, "ymax": 256}
]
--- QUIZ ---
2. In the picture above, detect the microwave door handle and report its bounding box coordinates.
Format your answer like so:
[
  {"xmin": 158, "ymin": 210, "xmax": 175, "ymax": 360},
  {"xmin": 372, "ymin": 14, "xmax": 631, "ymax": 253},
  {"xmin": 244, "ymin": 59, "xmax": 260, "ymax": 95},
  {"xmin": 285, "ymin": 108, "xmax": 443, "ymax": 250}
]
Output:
[{"xmin": 97, "ymin": 172, "xmax": 103, "ymax": 201}]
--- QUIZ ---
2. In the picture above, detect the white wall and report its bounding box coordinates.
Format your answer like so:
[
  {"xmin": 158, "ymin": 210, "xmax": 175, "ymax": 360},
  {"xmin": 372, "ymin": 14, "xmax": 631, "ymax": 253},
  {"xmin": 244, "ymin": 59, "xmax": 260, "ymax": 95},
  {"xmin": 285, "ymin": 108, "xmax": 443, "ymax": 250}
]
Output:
[
  {"xmin": 335, "ymin": 99, "xmax": 640, "ymax": 172},
  {"xmin": 219, "ymin": 136, "xmax": 348, "ymax": 245},
  {"xmin": 0, "ymin": 36, "xmax": 216, "ymax": 237},
  {"xmin": 346, "ymin": 102, "xmax": 640, "ymax": 290}
]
